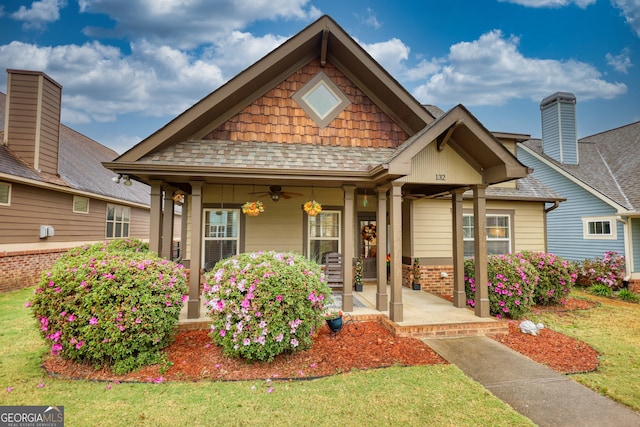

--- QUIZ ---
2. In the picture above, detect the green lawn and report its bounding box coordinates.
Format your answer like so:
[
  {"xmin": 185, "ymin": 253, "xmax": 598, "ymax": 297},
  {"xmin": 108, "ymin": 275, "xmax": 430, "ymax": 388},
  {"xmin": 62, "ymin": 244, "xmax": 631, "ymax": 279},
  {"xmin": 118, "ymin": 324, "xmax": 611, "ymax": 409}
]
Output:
[{"xmin": 0, "ymin": 288, "xmax": 534, "ymax": 426}]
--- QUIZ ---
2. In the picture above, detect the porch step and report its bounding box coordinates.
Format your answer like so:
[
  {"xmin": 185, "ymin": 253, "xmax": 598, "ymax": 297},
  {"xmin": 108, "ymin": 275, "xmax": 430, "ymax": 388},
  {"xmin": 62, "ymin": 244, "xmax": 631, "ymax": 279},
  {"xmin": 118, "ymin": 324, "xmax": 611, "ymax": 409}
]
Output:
[{"xmin": 379, "ymin": 317, "xmax": 509, "ymax": 339}]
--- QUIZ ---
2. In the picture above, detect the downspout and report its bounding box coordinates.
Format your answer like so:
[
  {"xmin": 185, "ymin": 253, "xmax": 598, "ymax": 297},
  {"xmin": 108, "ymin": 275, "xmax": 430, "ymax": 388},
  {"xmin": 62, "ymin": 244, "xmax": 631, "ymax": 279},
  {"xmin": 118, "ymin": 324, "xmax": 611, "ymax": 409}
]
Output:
[
  {"xmin": 544, "ymin": 200, "xmax": 560, "ymax": 213},
  {"xmin": 617, "ymin": 216, "xmax": 633, "ymax": 283}
]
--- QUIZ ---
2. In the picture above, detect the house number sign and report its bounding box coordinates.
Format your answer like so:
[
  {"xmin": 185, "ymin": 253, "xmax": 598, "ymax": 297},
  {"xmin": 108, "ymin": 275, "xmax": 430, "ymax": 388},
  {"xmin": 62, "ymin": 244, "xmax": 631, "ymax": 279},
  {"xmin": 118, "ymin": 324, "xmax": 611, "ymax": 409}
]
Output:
[{"xmin": 436, "ymin": 174, "xmax": 446, "ymax": 181}]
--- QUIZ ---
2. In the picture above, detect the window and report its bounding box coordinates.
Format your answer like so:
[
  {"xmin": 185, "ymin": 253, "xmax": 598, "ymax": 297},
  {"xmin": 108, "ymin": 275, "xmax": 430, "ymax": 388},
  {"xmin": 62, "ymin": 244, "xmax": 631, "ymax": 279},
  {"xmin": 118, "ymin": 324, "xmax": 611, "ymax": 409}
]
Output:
[
  {"xmin": 106, "ymin": 204, "xmax": 130, "ymax": 238},
  {"xmin": 203, "ymin": 209, "xmax": 240, "ymax": 270},
  {"xmin": 308, "ymin": 210, "xmax": 341, "ymax": 264},
  {"xmin": 73, "ymin": 196, "xmax": 89, "ymax": 213},
  {"xmin": 0, "ymin": 182, "xmax": 10, "ymax": 206},
  {"xmin": 292, "ymin": 72, "xmax": 350, "ymax": 128},
  {"xmin": 583, "ymin": 217, "xmax": 616, "ymax": 240},
  {"xmin": 463, "ymin": 214, "xmax": 511, "ymax": 257}
]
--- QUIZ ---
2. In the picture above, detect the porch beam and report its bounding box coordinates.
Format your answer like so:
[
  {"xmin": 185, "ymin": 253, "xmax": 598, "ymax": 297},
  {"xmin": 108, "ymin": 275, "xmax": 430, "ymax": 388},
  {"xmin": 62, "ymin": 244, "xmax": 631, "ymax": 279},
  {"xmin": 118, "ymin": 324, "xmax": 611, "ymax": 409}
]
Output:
[
  {"xmin": 320, "ymin": 29, "xmax": 329, "ymax": 66},
  {"xmin": 389, "ymin": 181, "xmax": 404, "ymax": 322},
  {"xmin": 437, "ymin": 119, "xmax": 462, "ymax": 151},
  {"xmin": 376, "ymin": 185, "xmax": 389, "ymax": 310},
  {"xmin": 341, "ymin": 184, "xmax": 356, "ymax": 312},
  {"xmin": 187, "ymin": 181, "xmax": 204, "ymax": 319},
  {"xmin": 149, "ymin": 180, "xmax": 163, "ymax": 255},
  {"xmin": 161, "ymin": 184, "xmax": 175, "ymax": 259},
  {"xmin": 452, "ymin": 188, "xmax": 466, "ymax": 307},
  {"xmin": 473, "ymin": 184, "xmax": 490, "ymax": 317}
]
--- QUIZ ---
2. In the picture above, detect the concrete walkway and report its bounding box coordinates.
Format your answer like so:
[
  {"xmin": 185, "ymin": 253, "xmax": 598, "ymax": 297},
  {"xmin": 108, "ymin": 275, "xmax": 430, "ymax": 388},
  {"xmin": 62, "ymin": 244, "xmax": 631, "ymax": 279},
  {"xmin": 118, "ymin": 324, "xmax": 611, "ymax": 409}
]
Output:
[{"xmin": 425, "ymin": 336, "xmax": 640, "ymax": 427}]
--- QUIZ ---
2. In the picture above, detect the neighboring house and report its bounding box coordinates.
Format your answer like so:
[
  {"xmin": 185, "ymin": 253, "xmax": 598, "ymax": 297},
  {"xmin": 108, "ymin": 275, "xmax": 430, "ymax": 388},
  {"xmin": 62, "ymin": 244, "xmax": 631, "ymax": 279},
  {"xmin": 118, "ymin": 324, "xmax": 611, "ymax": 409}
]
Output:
[
  {"xmin": 105, "ymin": 15, "xmax": 561, "ymax": 321},
  {"xmin": 0, "ymin": 69, "xmax": 155, "ymax": 291},
  {"xmin": 518, "ymin": 92, "xmax": 640, "ymax": 290}
]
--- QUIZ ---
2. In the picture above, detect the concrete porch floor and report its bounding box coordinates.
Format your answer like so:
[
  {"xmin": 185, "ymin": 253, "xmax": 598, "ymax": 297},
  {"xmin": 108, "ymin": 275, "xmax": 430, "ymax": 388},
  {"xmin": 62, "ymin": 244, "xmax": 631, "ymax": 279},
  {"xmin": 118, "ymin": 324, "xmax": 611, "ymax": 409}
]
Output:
[{"xmin": 178, "ymin": 282, "xmax": 508, "ymax": 338}]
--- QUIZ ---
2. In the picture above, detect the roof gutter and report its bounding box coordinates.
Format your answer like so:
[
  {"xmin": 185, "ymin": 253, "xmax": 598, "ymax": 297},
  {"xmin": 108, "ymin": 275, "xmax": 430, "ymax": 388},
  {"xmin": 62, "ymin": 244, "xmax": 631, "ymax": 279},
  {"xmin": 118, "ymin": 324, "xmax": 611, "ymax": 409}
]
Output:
[{"xmin": 544, "ymin": 200, "xmax": 561, "ymax": 213}]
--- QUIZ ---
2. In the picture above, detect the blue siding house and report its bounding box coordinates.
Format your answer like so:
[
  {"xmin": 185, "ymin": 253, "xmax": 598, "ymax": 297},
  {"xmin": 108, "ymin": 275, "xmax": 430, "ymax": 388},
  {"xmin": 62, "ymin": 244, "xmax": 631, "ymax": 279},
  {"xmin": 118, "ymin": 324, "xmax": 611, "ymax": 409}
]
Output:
[{"xmin": 518, "ymin": 92, "xmax": 640, "ymax": 290}]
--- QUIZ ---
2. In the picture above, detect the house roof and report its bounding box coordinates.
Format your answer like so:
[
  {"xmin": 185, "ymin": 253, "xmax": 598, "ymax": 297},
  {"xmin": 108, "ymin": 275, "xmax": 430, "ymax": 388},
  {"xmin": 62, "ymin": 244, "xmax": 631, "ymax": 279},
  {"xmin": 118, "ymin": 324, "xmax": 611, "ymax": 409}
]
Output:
[
  {"xmin": 0, "ymin": 92, "xmax": 150, "ymax": 207},
  {"xmin": 521, "ymin": 121, "xmax": 640, "ymax": 211}
]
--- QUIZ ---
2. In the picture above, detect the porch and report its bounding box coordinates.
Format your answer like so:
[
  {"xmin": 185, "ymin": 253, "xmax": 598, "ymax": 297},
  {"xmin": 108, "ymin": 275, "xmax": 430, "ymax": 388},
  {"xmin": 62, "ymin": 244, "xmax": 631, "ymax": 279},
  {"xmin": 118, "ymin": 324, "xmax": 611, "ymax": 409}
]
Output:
[{"xmin": 178, "ymin": 282, "xmax": 508, "ymax": 338}]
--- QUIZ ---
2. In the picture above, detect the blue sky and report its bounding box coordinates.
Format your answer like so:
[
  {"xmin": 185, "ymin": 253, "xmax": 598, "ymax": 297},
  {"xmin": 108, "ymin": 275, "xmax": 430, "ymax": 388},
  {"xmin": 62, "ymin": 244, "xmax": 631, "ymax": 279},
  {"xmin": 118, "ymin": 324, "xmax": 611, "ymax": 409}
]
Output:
[{"xmin": 1, "ymin": 0, "xmax": 639, "ymax": 154}]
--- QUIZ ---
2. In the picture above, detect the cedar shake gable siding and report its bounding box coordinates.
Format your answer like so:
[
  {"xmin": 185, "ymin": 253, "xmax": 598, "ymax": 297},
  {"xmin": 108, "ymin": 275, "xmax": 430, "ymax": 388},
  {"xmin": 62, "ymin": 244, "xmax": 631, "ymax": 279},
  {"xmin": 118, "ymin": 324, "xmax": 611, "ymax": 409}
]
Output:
[{"xmin": 206, "ymin": 59, "xmax": 409, "ymax": 148}]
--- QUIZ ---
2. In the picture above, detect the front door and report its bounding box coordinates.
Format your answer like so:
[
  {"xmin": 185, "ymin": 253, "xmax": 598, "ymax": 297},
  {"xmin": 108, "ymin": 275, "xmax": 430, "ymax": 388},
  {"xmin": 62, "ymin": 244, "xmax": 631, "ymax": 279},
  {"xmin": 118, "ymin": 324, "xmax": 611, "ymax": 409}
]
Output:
[{"xmin": 358, "ymin": 214, "xmax": 377, "ymax": 279}]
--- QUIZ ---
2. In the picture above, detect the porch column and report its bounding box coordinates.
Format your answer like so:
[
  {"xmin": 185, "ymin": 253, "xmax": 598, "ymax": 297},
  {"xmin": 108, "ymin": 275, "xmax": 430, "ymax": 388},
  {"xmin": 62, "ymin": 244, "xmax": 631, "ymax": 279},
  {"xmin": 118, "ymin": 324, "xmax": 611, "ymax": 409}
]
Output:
[
  {"xmin": 161, "ymin": 185, "xmax": 175, "ymax": 259},
  {"xmin": 341, "ymin": 185, "xmax": 356, "ymax": 312},
  {"xmin": 149, "ymin": 180, "xmax": 163, "ymax": 255},
  {"xmin": 187, "ymin": 181, "xmax": 204, "ymax": 319},
  {"xmin": 472, "ymin": 184, "xmax": 490, "ymax": 317},
  {"xmin": 389, "ymin": 182, "xmax": 403, "ymax": 322},
  {"xmin": 452, "ymin": 188, "xmax": 466, "ymax": 307},
  {"xmin": 376, "ymin": 185, "xmax": 389, "ymax": 310}
]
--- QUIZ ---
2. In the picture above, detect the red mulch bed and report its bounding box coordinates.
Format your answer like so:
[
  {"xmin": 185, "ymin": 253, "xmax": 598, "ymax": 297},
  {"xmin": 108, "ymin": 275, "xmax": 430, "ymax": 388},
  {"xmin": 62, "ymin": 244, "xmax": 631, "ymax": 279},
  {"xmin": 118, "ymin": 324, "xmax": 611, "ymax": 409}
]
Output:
[{"xmin": 41, "ymin": 298, "xmax": 600, "ymax": 383}]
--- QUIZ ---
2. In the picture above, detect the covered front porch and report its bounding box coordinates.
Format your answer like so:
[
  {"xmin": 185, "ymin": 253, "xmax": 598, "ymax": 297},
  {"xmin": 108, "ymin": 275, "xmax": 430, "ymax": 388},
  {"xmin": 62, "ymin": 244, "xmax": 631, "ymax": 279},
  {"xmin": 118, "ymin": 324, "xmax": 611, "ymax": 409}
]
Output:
[{"xmin": 179, "ymin": 283, "xmax": 509, "ymax": 338}]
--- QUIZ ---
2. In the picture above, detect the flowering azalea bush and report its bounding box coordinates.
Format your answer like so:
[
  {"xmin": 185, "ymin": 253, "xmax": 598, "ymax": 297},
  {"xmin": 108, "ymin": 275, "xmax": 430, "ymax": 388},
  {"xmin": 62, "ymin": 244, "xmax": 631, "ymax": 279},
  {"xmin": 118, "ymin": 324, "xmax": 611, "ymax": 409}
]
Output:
[
  {"xmin": 464, "ymin": 253, "xmax": 538, "ymax": 319},
  {"xmin": 203, "ymin": 251, "xmax": 331, "ymax": 362},
  {"xmin": 28, "ymin": 239, "xmax": 187, "ymax": 374},
  {"xmin": 518, "ymin": 251, "xmax": 577, "ymax": 306},
  {"xmin": 576, "ymin": 251, "xmax": 626, "ymax": 290}
]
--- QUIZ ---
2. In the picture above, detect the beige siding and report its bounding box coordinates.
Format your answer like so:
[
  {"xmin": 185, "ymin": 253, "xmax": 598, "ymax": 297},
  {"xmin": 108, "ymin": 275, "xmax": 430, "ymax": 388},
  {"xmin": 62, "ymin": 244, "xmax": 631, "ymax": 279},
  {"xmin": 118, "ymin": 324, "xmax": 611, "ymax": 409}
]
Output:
[
  {"xmin": 37, "ymin": 77, "xmax": 61, "ymax": 175},
  {"xmin": 399, "ymin": 142, "xmax": 483, "ymax": 185},
  {"xmin": 0, "ymin": 182, "xmax": 150, "ymax": 247}
]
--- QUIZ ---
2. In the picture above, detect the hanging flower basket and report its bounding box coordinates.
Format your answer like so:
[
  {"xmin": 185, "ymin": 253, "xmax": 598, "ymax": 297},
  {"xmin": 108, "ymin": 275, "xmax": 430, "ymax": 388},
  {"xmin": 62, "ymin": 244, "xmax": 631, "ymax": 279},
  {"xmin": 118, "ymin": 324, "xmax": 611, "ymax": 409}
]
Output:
[
  {"xmin": 303, "ymin": 200, "xmax": 322, "ymax": 216},
  {"xmin": 242, "ymin": 201, "xmax": 264, "ymax": 216}
]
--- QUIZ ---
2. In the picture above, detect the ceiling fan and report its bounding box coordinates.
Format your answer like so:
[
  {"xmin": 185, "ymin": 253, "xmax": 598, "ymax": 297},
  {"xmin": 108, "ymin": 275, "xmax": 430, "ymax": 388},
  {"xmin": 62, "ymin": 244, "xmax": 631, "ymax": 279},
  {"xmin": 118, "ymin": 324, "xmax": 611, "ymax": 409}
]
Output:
[{"xmin": 250, "ymin": 185, "xmax": 303, "ymax": 202}]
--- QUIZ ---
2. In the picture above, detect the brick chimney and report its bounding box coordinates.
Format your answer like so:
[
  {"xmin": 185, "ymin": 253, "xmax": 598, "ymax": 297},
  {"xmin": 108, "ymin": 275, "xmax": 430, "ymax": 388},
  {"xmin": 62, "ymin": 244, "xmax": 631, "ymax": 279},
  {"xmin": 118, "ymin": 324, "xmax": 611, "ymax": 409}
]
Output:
[
  {"xmin": 3, "ymin": 69, "xmax": 62, "ymax": 175},
  {"xmin": 540, "ymin": 92, "xmax": 578, "ymax": 165}
]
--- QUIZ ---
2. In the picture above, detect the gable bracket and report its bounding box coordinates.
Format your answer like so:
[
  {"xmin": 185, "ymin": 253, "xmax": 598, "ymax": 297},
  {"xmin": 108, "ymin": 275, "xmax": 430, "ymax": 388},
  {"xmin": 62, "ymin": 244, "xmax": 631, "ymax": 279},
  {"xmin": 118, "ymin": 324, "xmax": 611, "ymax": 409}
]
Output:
[
  {"xmin": 437, "ymin": 120, "xmax": 463, "ymax": 151},
  {"xmin": 320, "ymin": 29, "xmax": 329, "ymax": 66}
]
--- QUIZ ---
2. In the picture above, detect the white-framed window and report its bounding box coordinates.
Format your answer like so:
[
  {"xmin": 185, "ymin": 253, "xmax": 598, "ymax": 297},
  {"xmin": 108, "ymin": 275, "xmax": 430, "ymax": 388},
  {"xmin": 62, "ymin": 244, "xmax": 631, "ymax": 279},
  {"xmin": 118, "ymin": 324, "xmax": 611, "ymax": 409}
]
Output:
[
  {"xmin": 463, "ymin": 213, "xmax": 512, "ymax": 257},
  {"xmin": 307, "ymin": 210, "xmax": 341, "ymax": 264},
  {"xmin": 0, "ymin": 182, "xmax": 10, "ymax": 206},
  {"xmin": 73, "ymin": 196, "xmax": 89, "ymax": 213},
  {"xmin": 106, "ymin": 204, "xmax": 130, "ymax": 238},
  {"xmin": 203, "ymin": 208, "xmax": 240, "ymax": 270},
  {"xmin": 583, "ymin": 217, "xmax": 616, "ymax": 240}
]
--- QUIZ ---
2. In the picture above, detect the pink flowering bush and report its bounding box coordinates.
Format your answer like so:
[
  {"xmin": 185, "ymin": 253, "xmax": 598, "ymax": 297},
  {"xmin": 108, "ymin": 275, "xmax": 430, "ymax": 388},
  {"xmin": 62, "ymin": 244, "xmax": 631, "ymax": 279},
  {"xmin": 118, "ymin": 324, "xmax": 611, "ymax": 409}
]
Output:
[
  {"xmin": 464, "ymin": 253, "xmax": 538, "ymax": 319},
  {"xmin": 203, "ymin": 251, "xmax": 331, "ymax": 362},
  {"xmin": 576, "ymin": 251, "xmax": 626, "ymax": 290},
  {"xmin": 28, "ymin": 239, "xmax": 187, "ymax": 374},
  {"xmin": 518, "ymin": 251, "xmax": 577, "ymax": 306}
]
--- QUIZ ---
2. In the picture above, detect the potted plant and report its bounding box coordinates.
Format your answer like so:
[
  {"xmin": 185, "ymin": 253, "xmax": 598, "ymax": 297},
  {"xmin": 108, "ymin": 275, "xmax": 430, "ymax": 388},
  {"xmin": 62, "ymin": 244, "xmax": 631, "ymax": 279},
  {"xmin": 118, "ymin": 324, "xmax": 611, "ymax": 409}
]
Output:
[
  {"xmin": 242, "ymin": 201, "xmax": 264, "ymax": 216},
  {"xmin": 354, "ymin": 257, "xmax": 363, "ymax": 292},
  {"xmin": 412, "ymin": 258, "xmax": 421, "ymax": 290},
  {"xmin": 324, "ymin": 310, "xmax": 343, "ymax": 333}
]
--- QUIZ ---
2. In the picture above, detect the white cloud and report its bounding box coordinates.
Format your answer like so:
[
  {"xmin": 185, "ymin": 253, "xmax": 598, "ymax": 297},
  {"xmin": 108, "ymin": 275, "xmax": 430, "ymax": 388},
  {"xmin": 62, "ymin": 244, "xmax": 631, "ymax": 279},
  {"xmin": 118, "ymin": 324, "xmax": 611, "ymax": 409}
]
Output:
[
  {"xmin": 10, "ymin": 0, "xmax": 67, "ymax": 29},
  {"xmin": 358, "ymin": 38, "xmax": 410, "ymax": 77},
  {"xmin": 411, "ymin": 30, "xmax": 627, "ymax": 107},
  {"xmin": 498, "ymin": 0, "xmax": 595, "ymax": 8},
  {"xmin": 358, "ymin": 8, "xmax": 381, "ymax": 30},
  {"xmin": 606, "ymin": 48, "xmax": 633, "ymax": 73},
  {"xmin": 612, "ymin": 0, "xmax": 640, "ymax": 37},
  {"xmin": 78, "ymin": 0, "xmax": 320, "ymax": 49}
]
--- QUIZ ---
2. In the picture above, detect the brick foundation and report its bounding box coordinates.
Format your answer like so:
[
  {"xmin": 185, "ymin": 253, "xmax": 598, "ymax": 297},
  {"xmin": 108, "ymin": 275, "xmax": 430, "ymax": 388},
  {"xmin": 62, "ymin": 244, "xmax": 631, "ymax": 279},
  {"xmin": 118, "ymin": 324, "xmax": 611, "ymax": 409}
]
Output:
[
  {"xmin": 0, "ymin": 249, "xmax": 67, "ymax": 292},
  {"xmin": 402, "ymin": 263, "xmax": 455, "ymax": 296},
  {"xmin": 628, "ymin": 279, "xmax": 640, "ymax": 293}
]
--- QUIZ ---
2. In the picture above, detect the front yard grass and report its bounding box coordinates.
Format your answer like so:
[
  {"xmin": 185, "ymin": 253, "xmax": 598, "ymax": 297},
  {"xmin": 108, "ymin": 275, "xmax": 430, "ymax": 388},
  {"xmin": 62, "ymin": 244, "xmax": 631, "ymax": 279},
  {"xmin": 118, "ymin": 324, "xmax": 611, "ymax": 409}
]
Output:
[{"xmin": 0, "ymin": 288, "xmax": 533, "ymax": 426}]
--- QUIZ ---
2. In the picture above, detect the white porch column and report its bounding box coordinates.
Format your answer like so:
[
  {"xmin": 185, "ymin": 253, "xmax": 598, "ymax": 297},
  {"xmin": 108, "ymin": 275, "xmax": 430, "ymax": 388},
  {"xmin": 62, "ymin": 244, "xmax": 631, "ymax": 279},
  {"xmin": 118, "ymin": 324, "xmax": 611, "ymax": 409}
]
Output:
[
  {"xmin": 452, "ymin": 188, "xmax": 466, "ymax": 307},
  {"xmin": 341, "ymin": 185, "xmax": 356, "ymax": 312},
  {"xmin": 389, "ymin": 181, "xmax": 403, "ymax": 321},
  {"xmin": 149, "ymin": 181, "xmax": 163, "ymax": 255},
  {"xmin": 473, "ymin": 184, "xmax": 490, "ymax": 317},
  {"xmin": 187, "ymin": 181, "xmax": 204, "ymax": 319},
  {"xmin": 161, "ymin": 184, "xmax": 175, "ymax": 259},
  {"xmin": 376, "ymin": 185, "xmax": 389, "ymax": 310}
]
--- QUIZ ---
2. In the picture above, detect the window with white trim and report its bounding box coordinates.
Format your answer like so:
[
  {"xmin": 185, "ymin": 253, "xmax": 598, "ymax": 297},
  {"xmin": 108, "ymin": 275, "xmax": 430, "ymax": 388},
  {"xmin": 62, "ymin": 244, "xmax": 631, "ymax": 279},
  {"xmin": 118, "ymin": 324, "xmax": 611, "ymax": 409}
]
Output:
[
  {"xmin": 203, "ymin": 209, "xmax": 240, "ymax": 270},
  {"xmin": 73, "ymin": 196, "xmax": 89, "ymax": 213},
  {"xmin": 0, "ymin": 182, "xmax": 10, "ymax": 206},
  {"xmin": 106, "ymin": 204, "xmax": 130, "ymax": 238},
  {"xmin": 308, "ymin": 210, "xmax": 341, "ymax": 264},
  {"xmin": 463, "ymin": 214, "xmax": 511, "ymax": 257},
  {"xmin": 583, "ymin": 217, "xmax": 616, "ymax": 240}
]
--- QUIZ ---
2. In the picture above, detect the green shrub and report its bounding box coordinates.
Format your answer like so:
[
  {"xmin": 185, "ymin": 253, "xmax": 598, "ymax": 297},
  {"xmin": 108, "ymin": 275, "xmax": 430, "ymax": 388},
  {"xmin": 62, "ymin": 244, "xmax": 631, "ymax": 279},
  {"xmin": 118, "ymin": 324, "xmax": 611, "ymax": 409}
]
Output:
[
  {"xmin": 518, "ymin": 251, "xmax": 577, "ymax": 306},
  {"xmin": 464, "ymin": 253, "xmax": 537, "ymax": 319},
  {"xmin": 589, "ymin": 283, "xmax": 613, "ymax": 297},
  {"xmin": 577, "ymin": 251, "xmax": 626, "ymax": 290},
  {"xmin": 616, "ymin": 288, "xmax": 639, "ymax": 302},
  {"xmin": 203, "ymin": 251, "xmax": 331, "ymax": 362},
  {"xmin": 28, "ymin": 239, "xmax": 187, "ymax": 374}
]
